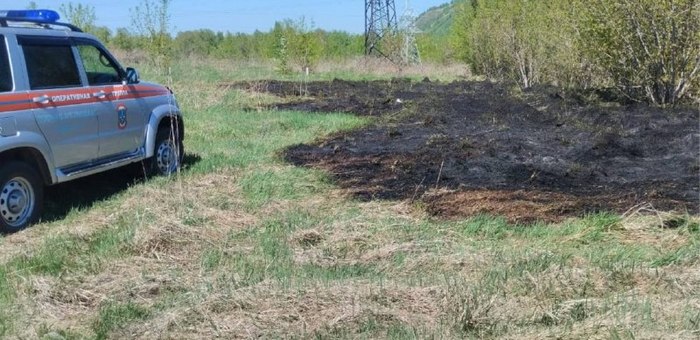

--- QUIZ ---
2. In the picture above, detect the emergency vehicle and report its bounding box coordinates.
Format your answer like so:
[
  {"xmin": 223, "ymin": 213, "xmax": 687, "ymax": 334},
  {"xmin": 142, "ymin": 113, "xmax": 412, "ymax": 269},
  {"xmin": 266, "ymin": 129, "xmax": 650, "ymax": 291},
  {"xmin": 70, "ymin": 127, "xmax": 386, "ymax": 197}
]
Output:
[{"xmin": 0, "ymin": 9, "xmax": 185, "ymax": 231}]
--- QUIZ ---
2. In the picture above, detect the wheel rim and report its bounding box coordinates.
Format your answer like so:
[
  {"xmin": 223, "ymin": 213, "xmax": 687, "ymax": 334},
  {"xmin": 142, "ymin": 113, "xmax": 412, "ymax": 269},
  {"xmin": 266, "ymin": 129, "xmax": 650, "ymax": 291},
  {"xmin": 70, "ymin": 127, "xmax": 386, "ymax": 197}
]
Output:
[
  {"xmin": 156, "ymin": 138, "xmax": 179, "ymax": 175},
  {"xmin": 0, "ymin": 176, "xmax": 35, "ymax": 228}
]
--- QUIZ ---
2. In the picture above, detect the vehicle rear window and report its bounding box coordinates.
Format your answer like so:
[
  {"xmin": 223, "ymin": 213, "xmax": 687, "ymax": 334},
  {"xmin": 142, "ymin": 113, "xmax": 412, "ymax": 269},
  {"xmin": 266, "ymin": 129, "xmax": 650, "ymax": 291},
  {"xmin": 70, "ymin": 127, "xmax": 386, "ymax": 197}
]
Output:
[
  {"xmin": 0, "ymin": 35, "xmax": 11, "ymax": 92},
  {"xmin": 21, "ymin": 38, "xmax": 80, "ymax": 90}
]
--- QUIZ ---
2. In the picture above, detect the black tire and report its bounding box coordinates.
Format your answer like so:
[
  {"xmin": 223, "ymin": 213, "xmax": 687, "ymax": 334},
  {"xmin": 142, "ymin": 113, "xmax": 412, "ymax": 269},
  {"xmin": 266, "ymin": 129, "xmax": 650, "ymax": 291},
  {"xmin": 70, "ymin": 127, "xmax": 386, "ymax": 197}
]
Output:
[
  {"xmin": 147, "ymin": 125, "xmax": 184, "ymax": 177},
  {"xmin": 0, "ymin": 161, "xmax": 44, "ymax": 232}
]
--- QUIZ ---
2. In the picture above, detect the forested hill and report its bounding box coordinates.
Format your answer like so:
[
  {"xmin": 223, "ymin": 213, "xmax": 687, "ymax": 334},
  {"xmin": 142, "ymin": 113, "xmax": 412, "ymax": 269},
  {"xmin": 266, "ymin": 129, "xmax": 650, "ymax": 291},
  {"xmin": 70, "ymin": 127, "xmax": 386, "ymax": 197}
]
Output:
[{"xmin": 415, "ymin": 2, "xmax": 455, "ymax": 36}]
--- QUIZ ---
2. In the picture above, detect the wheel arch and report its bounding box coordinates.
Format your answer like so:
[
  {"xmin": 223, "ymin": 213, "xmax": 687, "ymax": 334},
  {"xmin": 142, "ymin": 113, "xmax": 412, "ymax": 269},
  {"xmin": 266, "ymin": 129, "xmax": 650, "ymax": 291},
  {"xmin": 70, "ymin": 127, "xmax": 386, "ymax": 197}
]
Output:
[
  {"xmin": 144, "ymin": 104, "xmax": 184, "ymax": 158},
  {"xmin": 0, "ymin": 147, "xmax": 53, "ymax": 186}
]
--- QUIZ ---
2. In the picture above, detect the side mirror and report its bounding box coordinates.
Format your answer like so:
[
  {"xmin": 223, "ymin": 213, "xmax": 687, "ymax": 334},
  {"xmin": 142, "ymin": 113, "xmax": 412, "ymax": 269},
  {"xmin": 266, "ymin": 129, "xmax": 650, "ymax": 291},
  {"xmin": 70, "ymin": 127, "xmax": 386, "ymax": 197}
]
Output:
[{"xmin": 124, "ymin": 67, "xmax": 140, "ymax": 84}]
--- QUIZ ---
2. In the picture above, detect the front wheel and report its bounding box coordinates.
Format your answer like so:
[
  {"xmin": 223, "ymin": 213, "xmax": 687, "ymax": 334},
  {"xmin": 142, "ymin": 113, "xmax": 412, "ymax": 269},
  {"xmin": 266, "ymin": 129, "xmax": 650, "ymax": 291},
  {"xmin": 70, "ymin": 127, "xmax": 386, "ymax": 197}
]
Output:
[
  {"xmin": 147, "ymin": 126, "xmax": 184, "ymax": 177},
  {"xmin": 0, "ymin": 162, "xmax": 44, "ymax": 232}
]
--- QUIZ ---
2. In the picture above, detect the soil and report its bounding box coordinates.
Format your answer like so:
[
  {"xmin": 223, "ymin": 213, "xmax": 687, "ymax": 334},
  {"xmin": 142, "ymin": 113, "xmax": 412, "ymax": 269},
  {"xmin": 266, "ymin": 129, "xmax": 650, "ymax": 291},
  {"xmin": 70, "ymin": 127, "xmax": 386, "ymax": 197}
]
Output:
[{"xmin": 232, "ymin": 79, "xmax": 700, "ymax": 223}]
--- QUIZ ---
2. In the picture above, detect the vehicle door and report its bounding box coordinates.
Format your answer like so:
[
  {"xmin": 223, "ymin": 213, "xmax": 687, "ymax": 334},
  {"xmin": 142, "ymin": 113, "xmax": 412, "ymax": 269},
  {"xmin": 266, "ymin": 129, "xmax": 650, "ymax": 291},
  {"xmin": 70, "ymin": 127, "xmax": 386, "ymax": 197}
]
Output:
[
  {"xmin": 74, "ymin": 41, "xmax": 148, "ymax": 158},
  {"xmin": 20, "ymin": 35, "xmax": 99, "ymax": 168}
]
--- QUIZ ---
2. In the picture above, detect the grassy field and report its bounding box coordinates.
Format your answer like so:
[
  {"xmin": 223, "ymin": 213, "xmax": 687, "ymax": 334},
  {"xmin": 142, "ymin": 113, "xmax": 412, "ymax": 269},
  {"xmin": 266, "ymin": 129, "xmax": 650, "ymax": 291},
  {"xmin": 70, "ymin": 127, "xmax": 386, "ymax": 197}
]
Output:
[{"xmin": 0, "ymin": 59, "xmax": 697, "ymax": 339}]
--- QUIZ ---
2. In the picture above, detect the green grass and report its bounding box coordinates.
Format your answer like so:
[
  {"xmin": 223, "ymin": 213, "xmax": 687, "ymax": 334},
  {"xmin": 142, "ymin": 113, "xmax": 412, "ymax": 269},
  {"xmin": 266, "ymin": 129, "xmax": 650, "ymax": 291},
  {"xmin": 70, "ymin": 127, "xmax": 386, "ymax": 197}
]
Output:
[
  {"xmin": 0, "ymin": 58, "xmax": 695, "ymax": 338},
  {"xmin": 6, "ymin": 217, "xmax": 136, "ymax": 277},
  {"xmin": 186, "ymin": 109, "xmax": 365, "ymax": 171},
  {"xmin": 240, "ymin": 167, "xmax": 331, "ymax": 209},
  {"xmin": 93, "ymin": 302, "xmax": 151, "ymax": 340}
]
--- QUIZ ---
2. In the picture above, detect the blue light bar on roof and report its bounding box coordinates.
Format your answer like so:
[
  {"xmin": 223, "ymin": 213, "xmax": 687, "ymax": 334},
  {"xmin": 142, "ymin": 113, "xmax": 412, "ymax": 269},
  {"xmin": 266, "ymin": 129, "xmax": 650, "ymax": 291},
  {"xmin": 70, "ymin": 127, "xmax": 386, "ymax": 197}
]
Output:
[{"xmin": 0, "ymin": 9, "xmax": 60, "ymax": 23}]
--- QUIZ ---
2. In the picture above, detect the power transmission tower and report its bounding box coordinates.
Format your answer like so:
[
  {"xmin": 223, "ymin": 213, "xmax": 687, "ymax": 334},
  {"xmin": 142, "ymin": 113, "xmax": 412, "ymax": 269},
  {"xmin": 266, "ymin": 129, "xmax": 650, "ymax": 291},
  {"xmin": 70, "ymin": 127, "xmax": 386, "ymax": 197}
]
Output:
[
  {"xmin": 400, "ymin": 0, "xmax": 421, "ymax": 65},
  {"xmin": 364, "ymin": 0, "xmax": 399, "ymax": 59}
]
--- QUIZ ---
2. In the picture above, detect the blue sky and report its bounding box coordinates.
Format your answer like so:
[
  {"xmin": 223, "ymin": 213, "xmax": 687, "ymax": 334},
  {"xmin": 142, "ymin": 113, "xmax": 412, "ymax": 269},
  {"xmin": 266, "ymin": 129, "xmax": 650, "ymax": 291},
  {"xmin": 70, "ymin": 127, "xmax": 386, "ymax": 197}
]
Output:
[{"xmin": 6, "ymin": 0, "xmax": 449, "ymax": 34}]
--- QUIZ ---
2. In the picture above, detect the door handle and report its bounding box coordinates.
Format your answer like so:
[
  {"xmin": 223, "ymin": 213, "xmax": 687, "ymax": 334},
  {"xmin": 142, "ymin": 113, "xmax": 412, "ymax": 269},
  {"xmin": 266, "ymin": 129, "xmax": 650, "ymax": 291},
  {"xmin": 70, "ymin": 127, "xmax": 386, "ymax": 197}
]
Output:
[
  {"xmin": 32, "ymin": 95, "xmax": 49, "ymax": 104},
  {"xmin": 92, "ymin": 90, "xmax": 106, "ymax": 99}
]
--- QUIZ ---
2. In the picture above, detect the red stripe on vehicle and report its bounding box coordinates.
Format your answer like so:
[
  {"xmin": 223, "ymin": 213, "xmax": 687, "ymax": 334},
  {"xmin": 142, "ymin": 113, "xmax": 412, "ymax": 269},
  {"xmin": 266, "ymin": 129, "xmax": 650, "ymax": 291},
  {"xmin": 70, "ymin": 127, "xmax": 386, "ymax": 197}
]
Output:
[{"xmin": 0, "ymin": 84, "xmax": 170, "ymax": 113}]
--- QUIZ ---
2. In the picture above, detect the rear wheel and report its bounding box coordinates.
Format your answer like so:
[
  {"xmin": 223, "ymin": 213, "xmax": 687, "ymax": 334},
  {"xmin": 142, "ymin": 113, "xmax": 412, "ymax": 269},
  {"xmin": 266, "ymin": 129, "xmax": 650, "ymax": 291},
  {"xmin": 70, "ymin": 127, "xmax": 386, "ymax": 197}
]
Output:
[
  {"xmin": 0, "ymin": 162, "xmax": 43, "ymax": 232},
  {"xmin": 147, "ymin": 125, "xmax": 183, "ymax": 177}
]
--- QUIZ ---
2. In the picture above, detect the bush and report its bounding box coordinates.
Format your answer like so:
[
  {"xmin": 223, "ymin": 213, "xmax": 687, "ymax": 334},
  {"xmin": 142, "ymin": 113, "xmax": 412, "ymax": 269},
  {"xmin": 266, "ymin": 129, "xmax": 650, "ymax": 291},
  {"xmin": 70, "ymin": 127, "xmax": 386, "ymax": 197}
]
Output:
[
  {"xmin": 418, "ymin": 34, "xmax": 453, "ymax": 64},
  {"xmin": 450, "ymin": 0, "xmax": 700, "ymax": 104},
  {"xmin": 578, "ymin": 0, "xmax": 700, "ymax": 105},
  {"xmin": 174, "ymin": 30, "xmax": 222, "ymax": 57},
  {"xmin": 451, "ymin": 0, "xmax": 582, "ymax": 88}
]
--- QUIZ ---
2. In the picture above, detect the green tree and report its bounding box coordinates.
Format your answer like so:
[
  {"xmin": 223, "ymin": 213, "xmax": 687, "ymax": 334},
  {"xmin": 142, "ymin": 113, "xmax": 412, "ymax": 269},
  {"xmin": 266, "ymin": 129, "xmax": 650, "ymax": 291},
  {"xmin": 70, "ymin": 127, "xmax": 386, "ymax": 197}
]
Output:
[
  {"xmin": 418, "ymin": 33, "xmax": 452, "ymax": 64},
  {"xmin": 91, "ymin": 26, "xmax": 112, "ymax": 44},
  {"xmin": 130, "ymin": 0, "xmax": 172, "ymax": 68},
  {"xmin": 213, "ymin": 32, "xmax": 267, "ymax": 60},
  {"xmin": 59, "ymin": 3, "xmax": 113, "ymax": 44},
  {"xmin": 271, "ymin": 18, "xmax": 323, "ymax": 73},
  {"xmin": 322, "ymin": 31, "xmax": 363, "ymax": 60},
  {"xmin": 174, "ymin": 30, "xmax": 221, "ymax": 57},
  {"xmin": 112, "ymin": 28, "xmax": 138, "ymax": 51},
  {"xmin": 449, "ymin": 0, "xmax": 475, "ymax": 64},
  {"xmin": 59, "ymin": 2, "xmax": 96, "ymax": 32}
]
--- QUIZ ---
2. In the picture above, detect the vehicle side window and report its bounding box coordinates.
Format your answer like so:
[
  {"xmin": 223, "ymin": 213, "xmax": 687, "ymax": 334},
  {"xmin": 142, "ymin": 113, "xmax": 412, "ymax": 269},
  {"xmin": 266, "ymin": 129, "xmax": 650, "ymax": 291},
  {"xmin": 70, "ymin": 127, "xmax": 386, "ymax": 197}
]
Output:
[
  {"xmin": 22, "ymin": 43, "xmax": 81, "ymax": 90},
  {"xmin": 77, "ymin": 44, "xmax": 121, "ymax": 85},
  {"xmin": 0, "ymin": 35, "xmax": 12, "ymax": 92}
]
